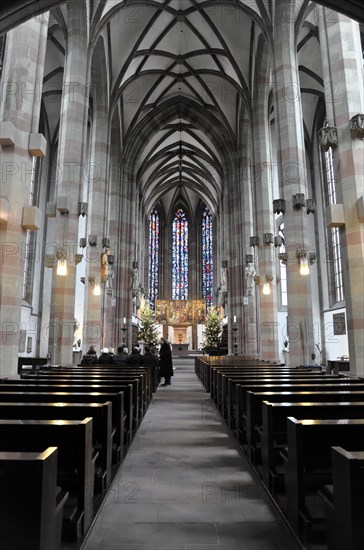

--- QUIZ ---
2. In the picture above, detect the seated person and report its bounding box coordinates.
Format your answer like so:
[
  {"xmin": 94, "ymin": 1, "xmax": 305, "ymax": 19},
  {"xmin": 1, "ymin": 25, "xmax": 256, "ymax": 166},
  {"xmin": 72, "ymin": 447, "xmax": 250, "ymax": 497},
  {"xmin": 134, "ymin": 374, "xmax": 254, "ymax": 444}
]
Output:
[
  {"xmin": 127, "ymin": 347, "xmax": 143, "ymax": 365},
  {"xmin": 113, "ymin": 346, "xmax": 129, "ymax": 364},
  {"xmin": 80, "ymin": 345, "xmax": 99, "ymax": 365},
  {"xmin": 98, "ymin": 347, "xmax": 114, "ymax": 364}
]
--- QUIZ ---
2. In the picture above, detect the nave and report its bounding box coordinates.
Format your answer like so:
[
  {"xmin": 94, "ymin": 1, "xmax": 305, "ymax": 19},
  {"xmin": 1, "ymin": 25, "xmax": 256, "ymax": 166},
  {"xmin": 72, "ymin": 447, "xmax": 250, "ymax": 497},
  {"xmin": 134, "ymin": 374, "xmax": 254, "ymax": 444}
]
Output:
[{"xmin": 81, "ymin": 358, "xmax": 300, "ymax": 550}]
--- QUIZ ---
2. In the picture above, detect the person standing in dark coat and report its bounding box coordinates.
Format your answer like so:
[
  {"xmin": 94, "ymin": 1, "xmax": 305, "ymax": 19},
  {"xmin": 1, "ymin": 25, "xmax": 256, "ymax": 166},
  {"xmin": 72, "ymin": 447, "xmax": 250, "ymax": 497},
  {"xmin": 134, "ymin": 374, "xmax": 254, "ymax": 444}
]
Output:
[{"xmin": 159, "ymin": 338, "xmax": 173, "ymax": 386}]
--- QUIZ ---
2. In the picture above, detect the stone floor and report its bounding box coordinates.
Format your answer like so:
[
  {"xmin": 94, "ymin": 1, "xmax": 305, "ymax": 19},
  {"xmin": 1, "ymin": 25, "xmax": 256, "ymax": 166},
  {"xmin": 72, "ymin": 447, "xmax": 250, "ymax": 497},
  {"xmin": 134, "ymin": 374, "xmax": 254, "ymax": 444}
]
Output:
[{"xmin": 81, "ymin": 359, "xmax": 303, "ymax": 550}]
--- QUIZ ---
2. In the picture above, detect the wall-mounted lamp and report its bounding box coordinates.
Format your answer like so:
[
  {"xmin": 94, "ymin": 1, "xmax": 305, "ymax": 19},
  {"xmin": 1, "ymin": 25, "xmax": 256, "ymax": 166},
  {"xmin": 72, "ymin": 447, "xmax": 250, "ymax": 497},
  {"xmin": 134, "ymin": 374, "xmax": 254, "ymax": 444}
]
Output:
[
  {"xmin": 88, "ymin": 275, "xmax": 101, "ymax": 296},
  {"xmin": 262, "ymin": 275, "xmax": 273, "ymax": 295},
  {"xmin": 56, "ymin": 251, "xmax": 67, "ymax": 276},
  {"xmin": 297, "ymin": 249, "xmax": 310, "ymax": 275},
  {"xmin": 0, "ymin": 196, "xmax": 10, "ymax": 224}
]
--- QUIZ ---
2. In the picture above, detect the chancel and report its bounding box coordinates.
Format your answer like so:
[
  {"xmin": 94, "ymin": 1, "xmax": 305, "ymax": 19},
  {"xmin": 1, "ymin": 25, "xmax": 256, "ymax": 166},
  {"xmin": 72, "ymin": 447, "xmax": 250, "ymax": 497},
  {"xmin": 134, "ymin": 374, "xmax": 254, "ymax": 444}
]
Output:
[{"xmin": 0, "ymin": 1, "xmax": 363, "ymax": 549}]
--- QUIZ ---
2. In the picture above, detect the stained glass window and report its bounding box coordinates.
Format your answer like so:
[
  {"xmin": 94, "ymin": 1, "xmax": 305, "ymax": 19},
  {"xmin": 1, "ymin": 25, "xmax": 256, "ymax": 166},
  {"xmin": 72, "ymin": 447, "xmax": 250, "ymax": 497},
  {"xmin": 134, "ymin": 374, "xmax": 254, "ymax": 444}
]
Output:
[
  {"xmin": 148, "ymin": 208, "xmax": 159, "ymax": 309},
  {"xmin": 202, "ymin": 207, "xmax": 213, "ymax": 307},
  {"xmin": 172, "ymin": 209, "xmax": 188, "ymax": 299}
]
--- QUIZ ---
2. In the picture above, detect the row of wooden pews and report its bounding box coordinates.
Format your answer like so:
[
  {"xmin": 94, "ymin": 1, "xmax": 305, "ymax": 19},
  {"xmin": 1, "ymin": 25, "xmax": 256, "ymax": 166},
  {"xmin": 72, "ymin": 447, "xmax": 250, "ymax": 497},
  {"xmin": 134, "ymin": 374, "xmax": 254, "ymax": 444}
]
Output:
[
  {"xmin": 0, "ymin": 362, "xmax": 155, "ymax": 550},
  {"xmin": 195, "ymin": 356, "xmax": 364, "ymax": 549}
]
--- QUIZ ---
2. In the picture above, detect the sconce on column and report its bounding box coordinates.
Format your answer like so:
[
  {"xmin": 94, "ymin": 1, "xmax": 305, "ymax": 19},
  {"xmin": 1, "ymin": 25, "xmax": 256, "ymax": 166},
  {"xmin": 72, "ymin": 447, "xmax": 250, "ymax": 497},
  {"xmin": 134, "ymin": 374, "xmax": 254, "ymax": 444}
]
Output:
[
  {"xmin": 56, "ymin": 250, "xmax": 68, "ymax": 276},
  {"xmin": 88, "ymin": 275, "xmax": 101, "ymax": 295},
  {"xmin": 297, "ymin": 249, "xmax": 310, "ymax": 275},
  {"xmin": 262, "ymin": 275, "xmax": 273, "ymax": 295}
]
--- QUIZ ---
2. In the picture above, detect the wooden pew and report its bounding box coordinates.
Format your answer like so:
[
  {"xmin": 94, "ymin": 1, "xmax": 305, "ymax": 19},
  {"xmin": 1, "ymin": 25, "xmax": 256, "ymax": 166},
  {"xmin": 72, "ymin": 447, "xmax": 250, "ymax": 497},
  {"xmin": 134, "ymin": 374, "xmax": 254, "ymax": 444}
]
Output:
[
  {"xmin": 246, "ymin": 390, "xmax": 364, "ymax": 464},
  {"xmin": 0, "ymin": 447, "xmax": 68, "ymax": 550},
  {"xmin": 213, "ymin": 368, "xmax": 325, "ymax": 415},
  {"xmin": 19, "ymin": 375, "xmax": 142, "ymax": 428},
  {"xmin": 235, "ymin": 381, "xmax": 364, "ymax": 445},
  {"xmin": 0, "ymin": 401, "xmax": 112, "ymax": 491},
  {"xmin": 0, "ymin": 390, "xmax": 125, "ymax": 463},
  {"xmin": 285, "ymin": 418, "xmax": 364, "ymax": 540},
  {"xmin": 261, "ymin": 401, "xmax": 364, "ymax": 490},
  {"xmin": 319, "ymin": 446, "xmax": 364, "ymax": 550},
  {"xmin": 0, "ymin": 418, "xmax": 94, "ymax": 540},
  {"xmin": 48, "ymin": 366, "xmax": 154, "ymax": 409},
  {"xmin": 0, "ymin": 382, "xmax": 134, "ymax": 445},
  {"xmin": 223, "ymin": 372, "xmax": 342, "ymax": 424}
]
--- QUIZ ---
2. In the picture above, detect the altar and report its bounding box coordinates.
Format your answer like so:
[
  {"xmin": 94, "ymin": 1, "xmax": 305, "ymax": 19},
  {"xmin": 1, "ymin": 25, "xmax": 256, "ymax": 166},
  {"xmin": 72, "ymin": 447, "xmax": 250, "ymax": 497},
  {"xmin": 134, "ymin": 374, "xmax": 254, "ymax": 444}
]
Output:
[{"xmin": 172, "ymin": 343, "xmax": 189, "ymax": 356}]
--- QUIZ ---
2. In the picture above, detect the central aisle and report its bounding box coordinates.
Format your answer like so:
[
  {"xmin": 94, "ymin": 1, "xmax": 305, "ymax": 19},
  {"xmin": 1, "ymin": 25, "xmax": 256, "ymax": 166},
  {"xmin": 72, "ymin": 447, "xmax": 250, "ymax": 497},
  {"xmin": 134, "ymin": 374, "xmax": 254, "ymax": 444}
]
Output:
[{"xmin": 82, "ymin": 359, "xmax": 301, "ymax": 550}]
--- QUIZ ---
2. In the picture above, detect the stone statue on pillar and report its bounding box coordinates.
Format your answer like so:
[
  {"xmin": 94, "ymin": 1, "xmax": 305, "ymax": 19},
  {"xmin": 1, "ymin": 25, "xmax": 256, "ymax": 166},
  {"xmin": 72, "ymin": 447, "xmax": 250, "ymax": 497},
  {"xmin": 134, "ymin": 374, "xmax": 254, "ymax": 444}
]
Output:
[
  {"xmin": 245, "ymin": 262, "xmax": 256, "ymax": 296},
  {"xmin": 217, "ymin": 264, "xmax": 228, "ymax": 309},
  {"xmin": 131, "ymin": 266, "xmax": 139, "ymax": 316}
]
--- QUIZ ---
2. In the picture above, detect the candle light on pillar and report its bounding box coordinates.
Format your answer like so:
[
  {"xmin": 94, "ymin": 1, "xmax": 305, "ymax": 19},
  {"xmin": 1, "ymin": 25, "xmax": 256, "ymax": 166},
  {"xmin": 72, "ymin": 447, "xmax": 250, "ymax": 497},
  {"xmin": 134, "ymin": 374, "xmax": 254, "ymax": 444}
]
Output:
[
  {"xmin": 233, "ymin": 315, "xmax": 237, "ymax": 323},
  {"xmin": 123, "ymin": 317, "xmax": 126, "ymax": 325}
]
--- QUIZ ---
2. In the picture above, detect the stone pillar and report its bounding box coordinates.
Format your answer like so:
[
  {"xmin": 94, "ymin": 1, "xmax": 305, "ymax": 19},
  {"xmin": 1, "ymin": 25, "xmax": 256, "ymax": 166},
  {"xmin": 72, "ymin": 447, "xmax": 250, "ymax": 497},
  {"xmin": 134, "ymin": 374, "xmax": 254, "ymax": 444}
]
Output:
[
  {"xmin": 50, "ymin": 2, "xmax": 88, "ymax": 364},
  {"xmin": 103, "ymin": 122, "xmax": 121, "ymax": 349},
  {"xmin": 272, "ymin": 3, "xmax": 315, "ymax": 366},
  {"xmin": 0, "ymin": 16, "xmax": 49, "ymax": 376},
  {"xmin": 83, "ymin": 94, "xmax": 109, "ymax": 353},
  {"xmin": 319, "ymin": 9, "xmax": 364, "ymax": 376},
  {"xmin": 240, "ymin": 112, "xmax": 258, "ymax": 357},
  {"xmin": 253, "ymin": 42, "xmax": 280, "ymax": 362}
]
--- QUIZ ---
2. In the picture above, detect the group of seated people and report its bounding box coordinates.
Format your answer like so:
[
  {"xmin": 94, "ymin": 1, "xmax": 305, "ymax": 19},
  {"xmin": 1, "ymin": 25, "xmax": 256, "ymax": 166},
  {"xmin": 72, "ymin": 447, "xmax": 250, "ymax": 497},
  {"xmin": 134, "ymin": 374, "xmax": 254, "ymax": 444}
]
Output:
[{"xmin": 81, "ymin": 344, "xmax": 158, "ymax": 366}]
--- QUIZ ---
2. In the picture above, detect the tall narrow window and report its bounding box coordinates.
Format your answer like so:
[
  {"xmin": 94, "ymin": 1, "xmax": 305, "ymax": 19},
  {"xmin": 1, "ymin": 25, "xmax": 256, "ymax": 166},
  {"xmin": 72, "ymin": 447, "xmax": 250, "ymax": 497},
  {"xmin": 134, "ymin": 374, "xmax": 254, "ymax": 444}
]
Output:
[
  {"xmin": 202, "ymin": 206, "xmax": 213, "ymax": 307},
  {"xmin": 278, "ymin": 222, "xmax": 287, "ymax": 307},
  {"xmin": 22, "ymin": 156, "xmax": 39, "ymax": 303},
  {"xmin": 323, "ymin": 145, "xmax": 344, "ymax": 303},
  {"xmin": 172, "ymin": 209, "xmax": 188, "ymax": 299},
  {"xmin": 148, "ymin": 208, "xmax": 159, "ymax": 309}
]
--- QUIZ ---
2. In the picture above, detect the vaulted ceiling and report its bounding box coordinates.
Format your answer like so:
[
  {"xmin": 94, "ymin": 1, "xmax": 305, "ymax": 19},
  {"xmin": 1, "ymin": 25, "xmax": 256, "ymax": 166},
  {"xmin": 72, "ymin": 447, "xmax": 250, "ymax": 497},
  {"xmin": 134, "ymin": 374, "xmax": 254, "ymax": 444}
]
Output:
[{"xmin": 2, "ymin": 0, "xmax": 363, "ymax": 220}]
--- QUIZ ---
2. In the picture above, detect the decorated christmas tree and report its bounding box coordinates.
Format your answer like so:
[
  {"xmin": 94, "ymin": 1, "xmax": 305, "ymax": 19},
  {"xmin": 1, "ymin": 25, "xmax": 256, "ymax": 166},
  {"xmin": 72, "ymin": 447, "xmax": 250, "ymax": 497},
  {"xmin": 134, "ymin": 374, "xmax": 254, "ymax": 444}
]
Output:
[
  {"xmin": 203, "ymin": 306, "xmax": 222, "ymax": 348},
  {"xmin": 138, "ymin": 302, "xmax": 159, "ymax": 346}
]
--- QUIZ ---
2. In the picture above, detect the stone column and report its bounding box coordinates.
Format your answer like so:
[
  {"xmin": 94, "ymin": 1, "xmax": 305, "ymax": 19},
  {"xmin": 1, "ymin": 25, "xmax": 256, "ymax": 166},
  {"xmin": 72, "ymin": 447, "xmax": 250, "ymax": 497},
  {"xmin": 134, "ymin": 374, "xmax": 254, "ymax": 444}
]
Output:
[
  {"xmin": 253, "ymin": 41, "xmax": 280, "ymax": 362},
  {"xmin": 240, "ymin": 112, "xmax": 258, "ymax": 357},
  {"xmin": 0, "ymin": 15, "xmax": 49, "ymax": 376},
  {"xmin": 319, "ymin": 9, "xmax": 364, "ymax": 376},
  {"xmin": 272, "ymin": 2, "xmax": 315, "ymax": 366},
  {"xmin": 103, "ymin": 121, "xmax": 122, "ymax": 348},
  {"xmin": 50, "ymin": 1, "xmax": 88, "ymax": 364},
  {"xmin": 83, "ymin": 94, "xmax": 109, "ymax": 353}
]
